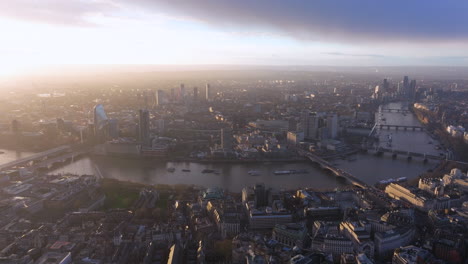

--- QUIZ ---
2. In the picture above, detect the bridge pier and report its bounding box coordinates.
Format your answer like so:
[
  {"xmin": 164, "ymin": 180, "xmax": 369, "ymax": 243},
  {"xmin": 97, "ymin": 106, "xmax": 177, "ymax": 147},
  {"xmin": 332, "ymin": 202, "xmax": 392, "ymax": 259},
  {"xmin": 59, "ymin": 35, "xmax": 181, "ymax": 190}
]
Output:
[{"xmin": 392, "ymin": 153, "xmax": 397, "ymax": 159}]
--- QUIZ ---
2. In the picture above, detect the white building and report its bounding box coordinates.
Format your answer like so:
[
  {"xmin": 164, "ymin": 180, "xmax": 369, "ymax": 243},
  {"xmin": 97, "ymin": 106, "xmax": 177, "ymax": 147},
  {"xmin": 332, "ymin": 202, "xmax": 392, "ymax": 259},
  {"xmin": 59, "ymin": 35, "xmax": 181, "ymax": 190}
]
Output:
[
  {"xmin": 446, "ymin": 125, "xmax": 465, "ymax": 138},
  {"xmin": 418, "ymin": 178, "xmax": 444, "ymax": 197},
  {"xmin": 287, "ymin": 131, "xmax": 304, "ymax": 145},
  {"xmin": 340, "ymin": 221, "xmax": 374, "ymax": 258}
]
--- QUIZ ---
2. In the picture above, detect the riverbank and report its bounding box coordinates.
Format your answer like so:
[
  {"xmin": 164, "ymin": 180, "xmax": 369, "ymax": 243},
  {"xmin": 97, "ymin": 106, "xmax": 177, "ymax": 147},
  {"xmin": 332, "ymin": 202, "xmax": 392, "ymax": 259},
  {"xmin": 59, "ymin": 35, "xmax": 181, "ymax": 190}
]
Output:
[
  {"xmin": 91, "ymin": 153, "xmax": 308, "ymax": 163},
  {"xmin": 413, "ymin": 108, "xmax": 468, "ymax": 161}
]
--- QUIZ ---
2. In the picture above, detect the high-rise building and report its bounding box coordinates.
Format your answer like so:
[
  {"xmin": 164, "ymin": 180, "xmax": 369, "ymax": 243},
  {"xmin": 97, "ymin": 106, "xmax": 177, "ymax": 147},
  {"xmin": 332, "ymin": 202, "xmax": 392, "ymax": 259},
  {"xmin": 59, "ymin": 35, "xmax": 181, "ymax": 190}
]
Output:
[
  {"xmin": 221, "ymin": 128, "xmax": 233, "ymax": 150},
  {"xmin": 302, "ymin": 111, "xmax": 322, "ymax": 140},
  {"xmin": 403, "ymin": 76, "xmax": 409, "ymax": 94},
  {"xmin": 193, "ymin": 87, "xmax": 198, "ymax": 103},
  {"xmin": 327, "ymin": 113, "xmax": 339, "ymax": 139},
  {"xmin": 302, "ymin": 111, "xmax": 337, "ymax": 141},
  {"xmin": 143, "ymin": 90, "xmax": 149, "ymax": 109},
  {"xmin": 156, "ymin": 90, "xmax": 165, "ymax": 106},
  {"xmin": 170, "ymin": 88, "xmax": 175, "ymax": 102},
  {"xmin": 254, "ymin": 183, "xmax": 268, "ymax": 207},
  {"xmin": 409, "ymin": 80, "xmax": 416, "ymax": 101},
  {"xmin": 138, "ymin": 109, "xmax": 150, "ymax": 146},
  {"xmin": 205, "ymin": 83, "xmax": 211, "ymax": 101},
  {"xmin": 108, "ymin": 119, "xmax": 119, "ymax": 139},
  {"xmin": 383, "ymin": 78, "xmax": 389, "ymax": 93},
  {"xmin": 179, "ymin": 84, "xmax": 186, "ymax": 102},
  {"xmin": 94, "ymin": 104, "xmax": 109, "ymax": 142}
]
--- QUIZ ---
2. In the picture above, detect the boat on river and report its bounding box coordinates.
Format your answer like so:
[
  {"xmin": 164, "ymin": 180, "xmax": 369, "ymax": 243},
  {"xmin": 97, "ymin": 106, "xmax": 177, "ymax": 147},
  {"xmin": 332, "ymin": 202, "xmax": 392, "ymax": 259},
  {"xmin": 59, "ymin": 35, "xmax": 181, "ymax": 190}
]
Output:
[
  {"xmin": 274, "ymin": 169, "xmax": 308, "ymax": 175},
  {"xmin": 274, "ymin": 170, "xmax": 291, "ymax": 175}
]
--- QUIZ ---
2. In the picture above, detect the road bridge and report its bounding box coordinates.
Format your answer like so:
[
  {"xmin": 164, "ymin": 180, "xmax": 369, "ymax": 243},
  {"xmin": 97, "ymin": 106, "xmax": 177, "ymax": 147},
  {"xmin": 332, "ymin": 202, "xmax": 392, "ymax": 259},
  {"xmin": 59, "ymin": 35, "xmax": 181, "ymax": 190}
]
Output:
[
  {"xmin": 380, "ymin": 108, "xmax": 410, "ymax": 114},
  {"xmin": 366, "ymin": 146, "xmax": 444, "ymax": 161},
  {"xmin": 378, "ymin": 124, "xmax": 424, "ymax": 131},
  {"xmin": 32, "ymin": 151, "xmax": 88, "ymax": 170},
  {"xmin": 296, "ymin": 149, "xmax": 368, "ymax": 189},
  {"xmin": 0, "ymin": 145, "xmax": 72, "ymax": 171}
]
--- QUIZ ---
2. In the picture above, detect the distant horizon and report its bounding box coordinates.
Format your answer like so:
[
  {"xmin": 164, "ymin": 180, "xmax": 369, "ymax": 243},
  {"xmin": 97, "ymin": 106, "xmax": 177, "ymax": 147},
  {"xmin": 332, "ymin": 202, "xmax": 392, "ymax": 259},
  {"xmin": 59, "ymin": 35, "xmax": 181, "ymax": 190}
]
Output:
[{"xmin": 2, "ymin": 1, "xmax": 468, "ymax": 76}]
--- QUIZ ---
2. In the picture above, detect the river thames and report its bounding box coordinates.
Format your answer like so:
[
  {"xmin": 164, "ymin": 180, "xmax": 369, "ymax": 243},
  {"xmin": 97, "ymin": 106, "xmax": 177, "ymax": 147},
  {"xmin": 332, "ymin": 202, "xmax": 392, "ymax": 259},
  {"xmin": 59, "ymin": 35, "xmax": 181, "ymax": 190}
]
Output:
[{"xmin": 0, "ymin": 102, "xmax": 440, "ymax": 191}]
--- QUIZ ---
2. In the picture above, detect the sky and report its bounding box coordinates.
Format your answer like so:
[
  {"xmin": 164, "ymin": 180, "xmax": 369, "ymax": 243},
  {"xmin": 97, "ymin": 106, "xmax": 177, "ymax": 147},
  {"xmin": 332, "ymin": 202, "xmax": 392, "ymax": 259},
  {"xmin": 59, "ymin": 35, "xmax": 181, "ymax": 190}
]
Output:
[{"xmin": 1, "ymin": 0, "xmax": 468, "ymax": 76}]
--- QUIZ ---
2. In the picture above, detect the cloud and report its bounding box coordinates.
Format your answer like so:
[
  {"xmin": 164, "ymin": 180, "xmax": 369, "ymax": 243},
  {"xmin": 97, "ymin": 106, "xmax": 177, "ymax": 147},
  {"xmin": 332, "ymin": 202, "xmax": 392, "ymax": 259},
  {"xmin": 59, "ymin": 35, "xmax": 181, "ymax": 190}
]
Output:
[
  {"xmin": 322, "ymin": 52, "xmax": 385, "ymax": 58},
  {"xmin": 121, "ymin": 0, "xmax": 468, "ymax": 42},
  {"xmin": 2, "ymin": 0, "xmax": 468, "ymax": 43},
  {"xmin": 0, "ymin": 0, "xmax": 118, "ymax": 26}
]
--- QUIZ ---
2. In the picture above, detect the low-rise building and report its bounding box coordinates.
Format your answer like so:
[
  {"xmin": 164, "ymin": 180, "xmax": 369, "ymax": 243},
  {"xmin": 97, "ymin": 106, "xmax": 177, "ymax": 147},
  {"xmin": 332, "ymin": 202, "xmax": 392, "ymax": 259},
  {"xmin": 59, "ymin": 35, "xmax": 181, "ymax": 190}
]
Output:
[
  {"xmin": 272, "ymin": 223, "xmax": 308, "ymax": 248},
  {"xmin": 374, "ymin": 228, "xmax": 415, "ymax": 259},
  {"xmin": 392, "ymin": 245, "xmax": 435, "ymax": 264}
]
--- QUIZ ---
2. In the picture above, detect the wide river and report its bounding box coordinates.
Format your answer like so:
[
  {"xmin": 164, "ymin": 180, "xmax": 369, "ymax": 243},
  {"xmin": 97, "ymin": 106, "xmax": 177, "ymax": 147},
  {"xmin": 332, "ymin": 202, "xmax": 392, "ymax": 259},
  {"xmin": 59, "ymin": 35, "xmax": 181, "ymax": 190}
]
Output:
[{"xmin": 0, "ymin": 102, "xmax": 440, "ymax": 191}]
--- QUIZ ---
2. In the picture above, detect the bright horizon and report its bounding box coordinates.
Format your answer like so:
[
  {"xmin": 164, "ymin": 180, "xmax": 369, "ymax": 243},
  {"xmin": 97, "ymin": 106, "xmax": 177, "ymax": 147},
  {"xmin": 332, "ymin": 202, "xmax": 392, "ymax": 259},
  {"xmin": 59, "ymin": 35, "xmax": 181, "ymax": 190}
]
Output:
[{"xmin": 1, "ymin": 0, "xmax": 468, "ymax": 76}]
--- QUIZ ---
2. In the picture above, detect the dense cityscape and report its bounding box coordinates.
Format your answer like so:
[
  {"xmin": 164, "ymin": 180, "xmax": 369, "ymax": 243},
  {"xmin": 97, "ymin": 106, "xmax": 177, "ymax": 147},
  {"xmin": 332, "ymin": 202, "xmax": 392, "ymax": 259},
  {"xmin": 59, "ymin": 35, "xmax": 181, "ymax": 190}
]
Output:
[
  {"xmin": 2, "ymin": 1, "xmax": 468, "ymax": 264},
  {"xmin": 0, "ymin": 69, "xmax": 467, "ymax": 264}
]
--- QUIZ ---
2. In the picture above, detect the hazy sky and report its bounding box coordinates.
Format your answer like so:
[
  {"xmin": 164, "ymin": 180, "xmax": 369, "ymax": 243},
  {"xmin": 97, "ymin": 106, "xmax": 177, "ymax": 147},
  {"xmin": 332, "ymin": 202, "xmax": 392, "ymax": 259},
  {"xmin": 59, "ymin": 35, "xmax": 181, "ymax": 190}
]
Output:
[{"xmin": 1, "ymin": 0, "xmax": 468, "ymax": 75}]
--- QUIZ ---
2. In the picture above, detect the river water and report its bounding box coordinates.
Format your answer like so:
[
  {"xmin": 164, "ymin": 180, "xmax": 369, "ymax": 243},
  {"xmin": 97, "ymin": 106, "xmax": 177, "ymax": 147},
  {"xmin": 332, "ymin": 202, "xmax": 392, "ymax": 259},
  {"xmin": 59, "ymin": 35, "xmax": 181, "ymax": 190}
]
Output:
[
  {"xmin": 0, "ymin": 149, "xmax": 36, "ymax": 165},
  {"xmin": 1, "ymin": 102, "xmax": 440, "ymax": 191}
]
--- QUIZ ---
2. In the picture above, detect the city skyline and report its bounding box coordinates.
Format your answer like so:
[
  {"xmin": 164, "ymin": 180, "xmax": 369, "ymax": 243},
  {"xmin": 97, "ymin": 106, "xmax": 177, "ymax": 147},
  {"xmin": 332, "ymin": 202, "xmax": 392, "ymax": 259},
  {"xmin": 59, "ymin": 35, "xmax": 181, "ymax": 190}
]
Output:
[{"xmin": 0, "ymin": 2, "xmax": 468, "ymax": 263}]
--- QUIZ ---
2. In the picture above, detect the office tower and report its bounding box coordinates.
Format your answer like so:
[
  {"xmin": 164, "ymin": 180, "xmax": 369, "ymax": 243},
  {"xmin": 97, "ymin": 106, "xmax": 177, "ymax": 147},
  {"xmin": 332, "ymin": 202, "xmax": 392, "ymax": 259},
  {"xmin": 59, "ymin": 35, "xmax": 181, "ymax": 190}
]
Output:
[
  {"xmin": 254, "ymin": 183, "xmax": 269, "ymax": 207},
  {"xmin": 142, "ymin": 91, "xmax": 148, "ymax": 109},
  {"xmin": 108, "ymin": 119, "xmax": 119, "ymax": 139},
  {"xmin": 179, "ymin": 84, "xmax": 186, "ymax": 102},
  {"xmin": 403, "ymin": 76, "xmax": 409, "ymax": 94},
  {"xmin": 409, "ymin": 80, "xmax": 416, "ymax": 101},
  {"xmin": 327, "ymin": 113, "xmax": 339, "ymax": 139},
  {"xmin": 374, "ymin": 85, "xmax": 380, "ymax": 95},
  {"xmin": 374, "ymin": 84, "xmax": 385, "ymax": 100},
  {"xmin": 221, "ymin": 128, "xmax": 233, "ymax": 150},
  {"xmin": 138, "ymin": 109, "xmax": 150, "ymax": 146},
  {"xmin": 383, "ymin": 78, "xmax": 389, "ymax": 93},
  {"xmin": 302, "ymin": 111, "xmax": 321, "ymax": 140},
  {"xmin": 156, "ymin": 90, "xmax": 165, "ymax": 106},
  {"xmin": 205, "ymin": 83, "xmax": 211, "ymax": 101},
  {"xmin": 193, "ymin": 87, "xmax": 198, "ymax": 103},
  {"xmin": 94, "ymin": 104, "xmax": 109, "ymax": 143},
  {"xmin": 170, "ymin": 88, "xmax": 175, "ymax": 102}
]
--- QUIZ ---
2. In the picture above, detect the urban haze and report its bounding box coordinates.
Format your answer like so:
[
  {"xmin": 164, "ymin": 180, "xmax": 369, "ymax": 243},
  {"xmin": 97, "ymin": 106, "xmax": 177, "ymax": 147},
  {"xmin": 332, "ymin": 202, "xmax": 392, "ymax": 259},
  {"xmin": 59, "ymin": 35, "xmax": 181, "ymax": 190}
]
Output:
[{"xmin": 0, "ymin": 1, "xmax": 468, "ymax": 264}]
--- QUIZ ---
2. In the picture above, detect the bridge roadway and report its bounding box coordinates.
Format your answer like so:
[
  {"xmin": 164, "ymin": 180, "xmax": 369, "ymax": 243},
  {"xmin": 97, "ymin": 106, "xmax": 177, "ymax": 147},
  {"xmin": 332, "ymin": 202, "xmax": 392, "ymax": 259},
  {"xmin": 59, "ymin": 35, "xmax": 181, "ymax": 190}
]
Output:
[
  {"xmin": 378, "ymin": 124, "xmax": 424, "ymax": 131},
  {"xmin": 368, "ymin": 147, "xmax": 444, "ymax": 160},
  {"xmin": 0, "ymin": 145, "xmax": 72, "ymax": 171},
  {"xmin": 380, "ymin": 108, "xmax": 410, "ymax": 113},
  {"xmin": 296, "ymin": 149, "xmax": 369, "ymax": 189},
  {"xmin": 31, "ymin": 150, "xmax": 88, "ymax": 170}
]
